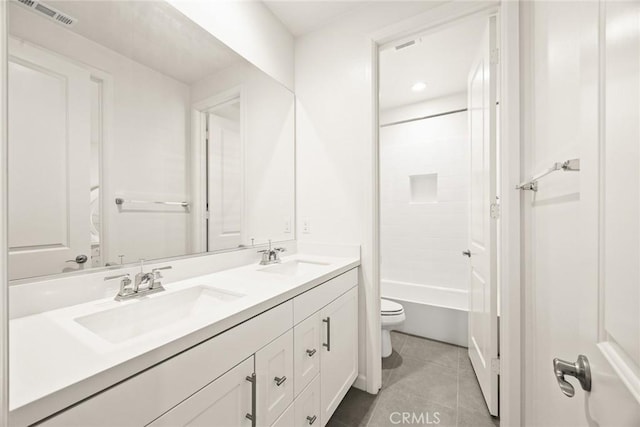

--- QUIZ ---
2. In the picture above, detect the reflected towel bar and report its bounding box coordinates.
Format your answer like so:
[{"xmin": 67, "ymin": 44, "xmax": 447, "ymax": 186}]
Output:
[
  {"xmin": 115, "ymin": 198, "xmax": 189, "ymax": 208},
  {"xmin": 516, "ymin": 159, "xmax": 580, "ymax": 192}
]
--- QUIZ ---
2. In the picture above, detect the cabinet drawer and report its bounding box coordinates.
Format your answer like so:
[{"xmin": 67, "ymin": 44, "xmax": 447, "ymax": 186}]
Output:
[
  {"xmin": 293, "ymin": 268, "xmax": 357, "ymax": 324},
  {"xmin": 294, "ymin": 375, "xmax": 320, "ymax": 427},
  {"xmin": 256, "ymin": 330, "xmax": 294, "ymax": 427},
  {"xmin": 293, "ymin": 312, "xmax": 321, "ymax": 396},
  {"xmin": 270, "ymin": 400, "xmax": 294, "ymax": 427},
  {"xmin": 147, "ymin": 357, "xmax": 254, "ymax": 427}
]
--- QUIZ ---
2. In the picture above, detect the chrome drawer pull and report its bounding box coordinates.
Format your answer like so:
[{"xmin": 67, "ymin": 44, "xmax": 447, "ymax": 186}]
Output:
[
  {"xmin": 307, "ymin": 415, "xmax": 317, "ymax": 425},
  {"xmin": 323, "ymin": 317, "xmax": 331, "ymax": 351},
  {"xmin": 274, "ymin": 376, "xmax": 287, "ymax": 386},
  {"xmin": 245, "ymin": 373, "xmax": 256, "ymax": 427},
  {"xmin": 306, "ymin": 348, "xmax": 317, "ymax": 357}
]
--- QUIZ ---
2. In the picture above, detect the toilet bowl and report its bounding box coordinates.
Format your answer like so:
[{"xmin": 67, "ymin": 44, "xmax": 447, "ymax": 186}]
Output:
[{"xmin": 381, "ymin": 298, "xmax": 406, "ymax": 358}]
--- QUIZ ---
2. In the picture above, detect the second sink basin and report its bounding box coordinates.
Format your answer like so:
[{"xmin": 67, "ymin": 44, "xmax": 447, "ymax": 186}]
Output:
[
  {"xmin": 259, "ymin": 260, "xmax": 329, "ymax": 276},
  {"xmin": 74, "ymin": 286, "xmax": 244, "ymax": 344}
]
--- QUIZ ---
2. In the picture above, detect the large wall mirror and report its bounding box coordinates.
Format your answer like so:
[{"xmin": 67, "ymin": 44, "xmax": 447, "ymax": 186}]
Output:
[{"xmin": 7, "ymin": 0, "xmax": 295, "ymax": 281}]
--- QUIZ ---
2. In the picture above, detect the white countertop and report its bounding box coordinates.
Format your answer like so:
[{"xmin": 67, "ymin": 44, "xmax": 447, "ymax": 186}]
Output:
[{"xmin": 9, "ymin": 253, "xmax": 360, "ymax": 426}]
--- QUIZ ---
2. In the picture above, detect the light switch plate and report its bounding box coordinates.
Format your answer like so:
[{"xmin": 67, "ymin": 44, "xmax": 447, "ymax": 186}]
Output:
[{"xmin": 302, "ymin": 218, "xmax": 311, "ymax": 234}]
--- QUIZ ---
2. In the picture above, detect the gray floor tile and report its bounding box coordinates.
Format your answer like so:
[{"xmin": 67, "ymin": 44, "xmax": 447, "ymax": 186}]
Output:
[
  {"xmin": 391, "ymin": 331, "xmax": 408, "ymax": 353},
  {"xmin": 458, "ymin": 348, "xmax": 474, "ymax": 373},
  {"xmin": 325, "ymin": 417, "xmax": 351, "ymax": 427},
  {"xmin": 382, "ymin": 350, "xmax": 402, "ymax": 387},
  {"xmin": 368, "ymin": 389, "xmax": 456, "ymax": 427},
  {"xmin": 457, "ymin": 408, "xmax": 499, "ymax": 427},
  {"xmin": 400, "ymin": 335, "xmax": 460, "ymax": 370},
  {"xmin": 384, "ymin": 356, "xmax": 458, "ymax": 410},
  {"xmin": 330, "ymin": 387, "xmax": 378, "ymax": 427},
  {"xmin": 327, "ymin": 334, "xmax": 498, "ymax": 427},
  {"xmin": 458, "ymin": 373, "xmax": 490, "ymax": 415}
]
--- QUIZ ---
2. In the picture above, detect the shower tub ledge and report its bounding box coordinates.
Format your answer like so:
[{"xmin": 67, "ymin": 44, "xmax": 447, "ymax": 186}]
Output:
[{"xmin": 382, "ymin": 280, "xmax": 468, "ymax": 347}]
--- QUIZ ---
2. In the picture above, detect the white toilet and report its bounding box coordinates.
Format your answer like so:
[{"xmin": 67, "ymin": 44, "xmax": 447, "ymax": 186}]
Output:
[{"xmin": 381, "ymin": 298, "xmax": 406, "ymax": 358}]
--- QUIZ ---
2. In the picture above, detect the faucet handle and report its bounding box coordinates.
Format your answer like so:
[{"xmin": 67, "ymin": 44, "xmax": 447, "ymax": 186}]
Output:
[
  {"xmin": 274, "ymin": 247, "xmax": 286, "ymax": 253},
  {"xmin": 152, "ymin": 266, "xmax": 172, "ymax": 279}
]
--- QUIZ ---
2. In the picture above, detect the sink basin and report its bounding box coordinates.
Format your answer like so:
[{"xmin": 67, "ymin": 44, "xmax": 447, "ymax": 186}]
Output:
[
  {"xmin": 75, "ymin": 286, "xmax": 244, "ymax": 344},
  {"xmin": 259, "ymin": 260, "xmax": 329, "ymax": 276}
]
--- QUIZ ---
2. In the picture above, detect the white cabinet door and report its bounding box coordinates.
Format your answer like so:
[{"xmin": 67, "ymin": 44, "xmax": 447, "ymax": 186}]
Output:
[
  {"xmin": 294, "ymin": 375, "xmax": 320, "ymax": 427},
  {"xmin": 319, "ymin": 287, "xmax": 358, "ymax": 425},
  {"xmin": 294, "ymin": 312, "xmax": 321, "ymax": 396},
  {"xmin": 256, "ymin": 330, "xmax": 294, "ymax": 427},
  {"xmin": 148, "ymin": 357, "xmax": 254, "ymax": 427}
]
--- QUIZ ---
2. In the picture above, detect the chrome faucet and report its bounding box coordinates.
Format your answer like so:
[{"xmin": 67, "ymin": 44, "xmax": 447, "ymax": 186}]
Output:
[
  {"xmin": 104, "ymin": 259, "xmax": 172, "ymax": 301},
  {"xmin": 258, "ymin": 240, "xmax": 286, "ymax": 265}
]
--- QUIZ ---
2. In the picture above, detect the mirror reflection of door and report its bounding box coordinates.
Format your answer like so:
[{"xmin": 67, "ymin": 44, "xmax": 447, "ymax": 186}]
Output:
[
  {"xmin": 206, "ymin": 98, "xmax": 243, "ymax": 251},
  {"xmin": 8, "ymin": 39, "xmax": 95, "ymax": 280}
]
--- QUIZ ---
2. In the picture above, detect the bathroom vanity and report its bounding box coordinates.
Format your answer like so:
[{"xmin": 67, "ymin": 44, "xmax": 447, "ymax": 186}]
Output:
[{"xmin": 10, "ymin": 255, "xmax": 359, "ymax": 426}]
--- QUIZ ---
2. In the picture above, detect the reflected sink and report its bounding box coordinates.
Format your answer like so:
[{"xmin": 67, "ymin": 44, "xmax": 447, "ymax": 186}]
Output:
[
  {"xmin": 259, "ymin": 260, "xmax": 329, "ymax": 276},
  {"xmin": 75, "ymin": 286, "xmax": 244, "ymax": 344}
]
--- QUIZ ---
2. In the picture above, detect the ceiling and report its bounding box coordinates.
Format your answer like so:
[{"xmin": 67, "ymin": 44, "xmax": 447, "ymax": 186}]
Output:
[
  {"xmin": 379, "ymin": 15, "xmax": 487, "ymax": 110},
  {"xmin": 263, "ymin": 1, "xmax": 371, "ymax": 36},
  {"xmin": 11, "ymin": 0, "xmax": 243, "ymax": 84}
]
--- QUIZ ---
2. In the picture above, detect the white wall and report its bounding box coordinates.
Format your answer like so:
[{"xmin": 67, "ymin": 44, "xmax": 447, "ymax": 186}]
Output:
[
  {"xmin": 191, "ymin": 61, "xmax": 295, "ymax": 247},
  {"xmin": 168, "ymin": 0, "xmax": 294, "ymax": 91},
  {"xmin": 294, "ymin": 1, "xmax": 447, "ymax": 393},
  {"xmin": 379, "ymin": 93, "xmax": 469, "ymax": 293},
  {"xmin": 9, "ymin": 6, "xmax": 192, "ymax": 266}
]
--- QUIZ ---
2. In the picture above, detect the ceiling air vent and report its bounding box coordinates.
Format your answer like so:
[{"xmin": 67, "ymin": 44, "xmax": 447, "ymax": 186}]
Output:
[
  {"xmin": 395, "ymin": 40, "xmax": 416, "ymax": 51},
  {"xmin": 14, "ymin": 0, "xmax": 77, "ymax": 27}
]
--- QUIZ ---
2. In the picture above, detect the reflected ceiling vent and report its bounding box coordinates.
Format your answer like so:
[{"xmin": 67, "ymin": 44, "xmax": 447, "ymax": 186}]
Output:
[{"xmin": 14, "ymin": 0, "xmax": 77, "ymax": 27}]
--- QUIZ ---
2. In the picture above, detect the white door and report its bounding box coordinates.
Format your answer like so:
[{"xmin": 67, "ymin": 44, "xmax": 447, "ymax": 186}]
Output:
[
  {"xmin": 523, "ymin": 1, "xmax": 640, "ymax": 425},
  {"xmin": 466, "ymin": 15, "xmax": 498, "ymax": 416},
  {"xmin": 8, "ymin": 39, "xmax": 91, "ymax": 280},
  {"xmin": 148, "ymin": 357, "xmax": 254, "ymax": 426},
  {"xmin": 207, "ymin": 109, "xmax": 243, "ymax": 251},
  {"xmin": 320, "ymin": 287, "xmax": 358, "ymax": 425}
]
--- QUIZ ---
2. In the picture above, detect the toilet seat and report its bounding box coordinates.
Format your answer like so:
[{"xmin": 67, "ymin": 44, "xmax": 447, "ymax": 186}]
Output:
[{"xmin": 381, "ymin": 299, "xmax": 404, "ymax": 315}]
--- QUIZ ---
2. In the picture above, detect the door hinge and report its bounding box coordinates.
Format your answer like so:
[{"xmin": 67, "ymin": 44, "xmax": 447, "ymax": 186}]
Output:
[
  {"xmin": 490, "ymin": 203, "xmax": 501, "ymax": 219},
  {"xmin": 205, "ymin": 210, "xmax": 210, "ymax": 220},
  {"xmin": 491, "ymin": 358, "xmax": 501, "ymax": 375},
  {"xmin": 490, "ymin": 48, "xmax": 500, "ymax": 65}
]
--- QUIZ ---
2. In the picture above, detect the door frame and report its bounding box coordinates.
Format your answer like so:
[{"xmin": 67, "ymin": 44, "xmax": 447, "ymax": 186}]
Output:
[
  {"xmin": 369, "ymin": 1, "xmax": 521, "ymax": 424},
  {"xmin": 190, "ymin": 87, "xmax": 246, "ymax": 253},
  {"xmin": 0, "ymin": 1, "xmax": 8, "ymax": 423}
]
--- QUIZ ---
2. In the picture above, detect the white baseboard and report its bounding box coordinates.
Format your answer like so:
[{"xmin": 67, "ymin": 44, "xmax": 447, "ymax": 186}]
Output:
[{"xmin": 352, "ymin": 373, "xmax": 369, "ymax": 392}]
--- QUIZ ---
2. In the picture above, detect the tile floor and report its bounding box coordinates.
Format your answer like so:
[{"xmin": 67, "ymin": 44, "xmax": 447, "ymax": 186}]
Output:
[{"xmin": 327, "ymin": 332, "xmax": 499, "ymax": 427}]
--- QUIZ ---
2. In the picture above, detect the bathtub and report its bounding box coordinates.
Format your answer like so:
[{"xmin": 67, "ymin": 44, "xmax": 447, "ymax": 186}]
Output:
[{"xmin": 381, "ymin": 279, "xmax": 468, "ymax": 347}]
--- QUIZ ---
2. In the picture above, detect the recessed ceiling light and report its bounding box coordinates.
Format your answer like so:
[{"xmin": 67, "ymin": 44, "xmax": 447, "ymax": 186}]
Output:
[{"xmin": 411, "ymin": 81, "xmax": 427, "ymax": 92}]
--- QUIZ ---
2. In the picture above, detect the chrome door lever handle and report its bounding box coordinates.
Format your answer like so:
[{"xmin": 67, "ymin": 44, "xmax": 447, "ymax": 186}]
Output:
[
  {"xmin": 462, "ymin": 250, "xmax": 471, "ymax": 257},
  {"xmin": 553, "ymin": 355, "xmax": 591, "ymax": 397}
]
